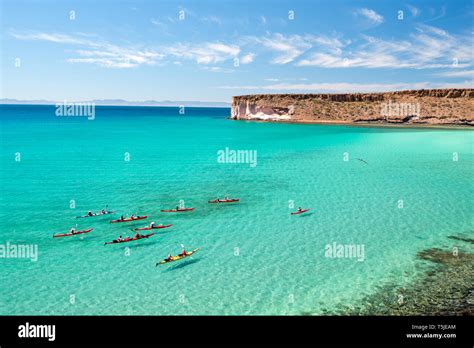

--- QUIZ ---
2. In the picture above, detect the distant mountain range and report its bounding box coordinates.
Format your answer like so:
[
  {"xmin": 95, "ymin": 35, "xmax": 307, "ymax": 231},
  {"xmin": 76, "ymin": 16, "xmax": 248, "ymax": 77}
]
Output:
[{"xmin": 0, "ymin": 98, "xmax": 231, "ymax": 107}]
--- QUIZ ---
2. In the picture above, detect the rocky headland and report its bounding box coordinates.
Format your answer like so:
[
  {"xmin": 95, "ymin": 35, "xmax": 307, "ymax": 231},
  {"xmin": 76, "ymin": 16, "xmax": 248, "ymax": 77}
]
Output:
[{"xmin": 231, "ymin": 89, "xmax": 474, "ymax": 126}]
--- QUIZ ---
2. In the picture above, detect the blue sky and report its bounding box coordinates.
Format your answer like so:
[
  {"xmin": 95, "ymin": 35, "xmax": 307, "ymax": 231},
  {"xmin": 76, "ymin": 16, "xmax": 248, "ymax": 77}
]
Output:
[{"xmin": 1, "ymin": 0, "xmax": 473, "ymax": 102}]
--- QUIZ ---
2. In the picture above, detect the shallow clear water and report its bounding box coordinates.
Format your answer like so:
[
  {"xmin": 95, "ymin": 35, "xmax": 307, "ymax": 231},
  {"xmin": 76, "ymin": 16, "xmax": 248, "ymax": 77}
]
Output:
[{"xmin": 0, "ymin": 105, "xmax": 473, "ymax": 315}]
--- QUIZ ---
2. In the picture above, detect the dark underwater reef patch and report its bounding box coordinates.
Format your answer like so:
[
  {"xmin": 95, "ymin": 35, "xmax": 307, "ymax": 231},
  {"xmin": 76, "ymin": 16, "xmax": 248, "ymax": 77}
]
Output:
[{"xmin": 310, "ymin": 235, "xmax": 473, "ymax": 316}]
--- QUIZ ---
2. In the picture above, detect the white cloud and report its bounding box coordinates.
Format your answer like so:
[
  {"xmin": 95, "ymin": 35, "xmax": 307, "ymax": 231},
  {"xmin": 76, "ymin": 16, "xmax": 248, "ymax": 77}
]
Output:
[
  {"xmin": 264, "ymin": 77, "xmax": 308, "ymax": 82},
  {"xmin": 167, "ymin": 42, "xmax": 240, "ymax": 64},
  {"xmin": 67, "ymin": 58, "xmax": 134, "ymax": 68},
  {"xmin": 355, "ymin": 8, "xmax": 384, "ymax": 25},
  {"xmin": 202, "ymin": 66, "xmax": 234, "ymax": 73},
  {"xmin": 437, "ymin": 70, "xmax": 474, "ymax": 78},
  {"xmin": 249, "ymin": 33, "xmax": 312, "ymax": 64},
  {"xmin": 240, "ymin": 53, "xmax": 255, "ymax": 64},
  {"xmin": 207, "ymin": 43, "xmax": 240, "ymax": 56}
]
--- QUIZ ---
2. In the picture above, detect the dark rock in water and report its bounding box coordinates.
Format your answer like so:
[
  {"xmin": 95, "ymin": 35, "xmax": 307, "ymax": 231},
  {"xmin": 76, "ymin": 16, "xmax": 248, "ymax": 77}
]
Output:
[
  {"xmin": 328, "ymin": 246, "xmax": 474, "ymax": 316},
  {"xmin": 448, "ymin": 235, "xmax": 474, "ymax": 244},
  {"xmin": 416, "ymin": 248, "xmax": 465, "ymax": 264}
]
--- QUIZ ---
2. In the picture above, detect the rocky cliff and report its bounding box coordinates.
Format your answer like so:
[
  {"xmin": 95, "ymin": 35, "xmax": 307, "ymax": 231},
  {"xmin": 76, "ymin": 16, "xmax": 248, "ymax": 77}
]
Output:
[{"xmin": 231, "ymin": 89, "xmax": 474, "ymax": 126}]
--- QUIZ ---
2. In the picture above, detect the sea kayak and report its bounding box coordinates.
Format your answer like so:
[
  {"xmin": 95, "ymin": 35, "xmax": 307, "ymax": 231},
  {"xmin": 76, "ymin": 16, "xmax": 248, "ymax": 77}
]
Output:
[
  {"xmin": 110, "ymin": 216, "xmax": 147, "ymax": 223},
  {"xmin": 208, "ymin": 198, "xmax": 240, "ymax": 203},
  {"xmin": 156, "ymin": 248, "xmax": 200, "ymax": 266},
  {"xmin": 76, "ymin": 211, "xmax": 115, "ymax": 218},
  {"xmin": 104, "ymin": 233, "xmax": 155, "ymax": 245},
  {"xmin": 160, "ymin": 208, "xmax": 194, "ymax": 213},
  {"xmin": 134, "ymin": 224, "xmax": 173, "ymax": 231},
  {"xmin": 53, "ymin": 228, "xmax": 93, "ymax": 238},
  {"xmin": 291, "ymin": 209, "xmax": 311, "ymax": 215}
]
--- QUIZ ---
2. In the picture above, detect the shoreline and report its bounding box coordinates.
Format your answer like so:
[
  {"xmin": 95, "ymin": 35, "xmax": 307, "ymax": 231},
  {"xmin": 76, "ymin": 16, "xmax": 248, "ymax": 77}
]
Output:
[
  {"xmin": 0, "ymin": 103, "xmax": 231, "ymax": 109},
  {"xmin": 3, "ymin": 103, "xmax": 472, "ymax": 129},
  {"xmin": 231, "ymin": 117, "xmax": 474, "ymax": 130}
]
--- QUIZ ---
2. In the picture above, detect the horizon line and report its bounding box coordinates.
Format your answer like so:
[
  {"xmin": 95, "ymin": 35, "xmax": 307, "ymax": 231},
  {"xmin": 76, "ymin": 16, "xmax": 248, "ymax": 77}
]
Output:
[{"xmin": 0, "ymin": 98, "xmax": 231, "ymax": 107}]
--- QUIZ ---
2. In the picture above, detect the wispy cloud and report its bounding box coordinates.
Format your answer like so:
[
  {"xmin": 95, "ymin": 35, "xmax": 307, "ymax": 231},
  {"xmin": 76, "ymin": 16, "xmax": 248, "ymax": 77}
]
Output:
[
  {"xmin": 264, "ymin": 78, "xmax": 308, "ymax": 82},
  {"xmin": 10, "ymin": 24, "xmax": 472, "ymax": 72},
  {"xmin": 217, "ymin": 82, "xmax": 431, "ymax": 93},
  {"xmin": 201, "ymin": 16, "xmax": 222, "ymax": 25},
  {"xmin": 424, "ymin": 6, "xmax": 446, "ymax": 23},
  {"xmin": 10, "ymin": 30, "xmax": 163, "ymax": 68},
  {"xmin": 297, "ymin": 24, "xmax": 473, "ymax": 69},
  {"xmin": 151, "ymin": 18, "xmax": 168, "ymax": 30},
  {"xmin": 68, "ymin": 49, "xmax": 162, "ymax": 68},
  {"xmin": 167, "ymin": 42, "xmax": 240, "ymax": 64},
  {"xmin": 437, "ymin": 70, "xmax": 474, "ymax": 78},
  {"xmin": 248, "ymin": 33, "xmax": 311, "ymax": 64},
  {"xmin": 244, "ymin": 33, "xmax": 345, "ymax": 65},
  {"xmin": 202, "ymin": 66, "xmax": 234, "ymax": 73},
  {"xmin": 354, "ymin": 8, "xmax": 384, "ymax": 25},
  {"xmin": 10, "ymin": 30, "xmax": 240, "ymax": 68},
  {"xmin": 10, "ymin": 31, "xmax": 91, "ymax": 45},
  {"xmin": 217, "ymin": 80, "xmax": 473, "ymax": 93},
  {"xmin": 407, "ymin": 5, "xmax": 420, "ymax": 17}
]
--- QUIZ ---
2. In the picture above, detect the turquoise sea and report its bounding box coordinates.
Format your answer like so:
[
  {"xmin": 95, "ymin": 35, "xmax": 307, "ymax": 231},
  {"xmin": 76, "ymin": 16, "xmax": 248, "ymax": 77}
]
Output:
[{"xmin": 0, "ymin": 104, "xmax": 473, "ymax": 315}]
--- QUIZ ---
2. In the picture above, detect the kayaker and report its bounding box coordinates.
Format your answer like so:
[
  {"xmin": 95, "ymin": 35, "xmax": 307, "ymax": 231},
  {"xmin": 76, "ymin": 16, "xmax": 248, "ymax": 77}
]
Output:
[
  {"xmin": 166, "ymin": 254, "xmax": 172, "ymax": 262},
  {"xmin": 150, "ymin": 222, "xmax": 155, "ymax": 228},
  {"xmin": 70, "ymin": 227, "xmax": 76, "ymax": 234},
  {"xmin": 297, "ymin": 207, "xmax": 302, "ymax": 212},
  {"xmin": 117, "ymin": 235, "xmax": 122, "ymax": 242},
  {"xmin": 176, "ymin": 206, "xmax": 180, "ymax": 211},
  {"xmin": 181, "ymin": 248, "xmax": 187, "ymax": 256},
  {"xmin": 134, "ymin": 232, "xmax": 141, "ymax": 239},
  {"xmin": 101, "ymin": 209, "xmax": 106, "ymax": 214},
  {"xmin": 87, "ymin": 211, "xmax": 93, "ymax": 216},
  {"xmin": 120, "ymin": 215, "xmax": 124, "ymax": 221}
]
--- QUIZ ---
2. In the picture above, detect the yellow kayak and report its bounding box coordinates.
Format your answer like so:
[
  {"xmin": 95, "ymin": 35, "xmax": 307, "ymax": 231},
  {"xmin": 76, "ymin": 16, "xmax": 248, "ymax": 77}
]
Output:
[{"xmin": 156, "ymin": 248, "xmax": 200, "ymax": 266}]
